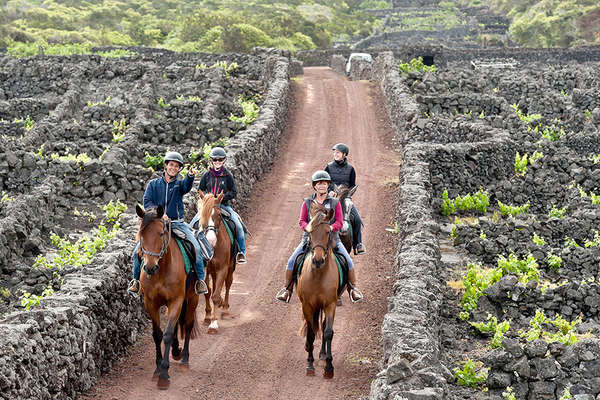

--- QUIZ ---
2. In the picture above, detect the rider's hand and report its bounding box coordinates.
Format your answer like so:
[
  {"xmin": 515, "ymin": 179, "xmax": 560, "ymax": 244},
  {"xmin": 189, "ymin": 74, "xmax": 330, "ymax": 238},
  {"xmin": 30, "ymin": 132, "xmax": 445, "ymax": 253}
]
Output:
[{"xmin": 328, "ymin": 191, "xmax": 337, "ymax": 197}]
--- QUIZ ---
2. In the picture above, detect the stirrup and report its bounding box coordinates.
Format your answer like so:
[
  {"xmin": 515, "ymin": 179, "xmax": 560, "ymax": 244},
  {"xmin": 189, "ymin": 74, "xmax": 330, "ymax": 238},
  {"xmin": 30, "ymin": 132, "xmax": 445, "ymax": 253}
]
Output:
[
  {"xmin": 127, "ymin": 279, "xmax": 140, "ymax": 297},
  {"xmin": 195, "ymin": 279, "xmax": 208, "ymax": 295},
  {"xmin": 236, "ymin": 252, "xmax": 247, "ymax": 264},
  {"xmin": 348, "ymin": 284, "xmax": 363, "ymax": 303},
  {"xmin": 354, "ymin": 243, "xmax": 366, "ymax": 255},
  {"xmin": 275, "ymin": 288, "xmax": 291, "ymax": 303}
]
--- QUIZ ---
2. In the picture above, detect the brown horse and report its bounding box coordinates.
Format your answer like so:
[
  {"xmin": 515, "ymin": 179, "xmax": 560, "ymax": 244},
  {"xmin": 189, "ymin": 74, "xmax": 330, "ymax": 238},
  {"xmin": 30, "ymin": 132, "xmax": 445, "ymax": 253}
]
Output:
[
  {"xmin": 297, "ymin": 201, "xmax": 340, "ymax": 379},
  {"xmin": 196, "ymin": 191, "xmax": 236, "ymax": 334},
  {"xmin": 334, "ymin": 184, "xmax": 357, "ymax": 255},
  {"xmin": 135, "ymin": 204, "xmax": 200, "ymax": 389}
]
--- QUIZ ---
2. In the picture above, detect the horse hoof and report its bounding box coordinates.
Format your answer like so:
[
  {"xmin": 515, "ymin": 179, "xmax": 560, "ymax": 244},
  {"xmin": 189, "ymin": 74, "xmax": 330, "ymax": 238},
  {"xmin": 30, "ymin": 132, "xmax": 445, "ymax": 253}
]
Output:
[
  {"xmin": 221, "ymin": 310, "xmax": 230, "ymax": 318},
  {"xmin": 157, "ymin": 377, "xmax": 170, "ymax": 390},
  {"xmin": 208, "ymin": 327, "xmax": 219, "ymax": 334},
  {"xmin": 172, "ymin": 354, "xmax": 182, "ymax": 361},
  {"xmin": 337, "ymin": 298, "xmax": 343, "ymax": 306},
  {"xmin": 306, "ymin": 368, "xmax": 315, "ymax": 376},
  {"xmin": 323, "ymin": 370, "xmax": 334, "ymax": 379}
]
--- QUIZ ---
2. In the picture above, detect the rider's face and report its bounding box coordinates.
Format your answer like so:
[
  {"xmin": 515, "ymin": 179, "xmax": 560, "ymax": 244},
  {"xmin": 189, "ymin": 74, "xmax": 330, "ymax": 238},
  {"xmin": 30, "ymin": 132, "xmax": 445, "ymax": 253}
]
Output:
[
  {"xmin": 314, "ymin": 180, "xmax": 329, "ymax": 194},
  {"xmin": 165, "ymin": 161, "xmax": 181, "ymax": 176},
  {"xmin": 333, "ymin": 150, "xmax": 345, "ymax": 161}
]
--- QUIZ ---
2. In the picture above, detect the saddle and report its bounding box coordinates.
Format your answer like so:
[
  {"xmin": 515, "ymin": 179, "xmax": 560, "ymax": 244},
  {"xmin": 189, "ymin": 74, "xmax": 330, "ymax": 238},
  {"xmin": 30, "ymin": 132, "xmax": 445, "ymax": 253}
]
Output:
[{"xmin": 292, "ymin": 245, "xmax": 349, "ymax": 297}]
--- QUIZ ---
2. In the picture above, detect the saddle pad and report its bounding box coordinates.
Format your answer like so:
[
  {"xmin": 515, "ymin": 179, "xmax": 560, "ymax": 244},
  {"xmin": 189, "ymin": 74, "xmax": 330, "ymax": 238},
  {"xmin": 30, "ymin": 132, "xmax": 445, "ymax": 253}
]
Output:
[{"xmin": 175, "ymin": 238, "xmax": 192, "ymax": 275}]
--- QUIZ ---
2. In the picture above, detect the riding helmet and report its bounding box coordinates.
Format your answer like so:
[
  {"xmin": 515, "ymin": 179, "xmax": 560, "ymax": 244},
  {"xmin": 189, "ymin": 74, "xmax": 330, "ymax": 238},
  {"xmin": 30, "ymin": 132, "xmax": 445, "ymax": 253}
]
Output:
[
  {"xmin": 209, "ymin": 147, "xmax": 227, "ymax": 159},
  {"xmin": 332, "ymin": 143, "xmax": 349, "ymax": 155},
  {"xmin": 311, "ymin": 170, "xmax": 331, "ymax": 186},
  {"xmin": 164, "ymin": 151, "xmax": 184, "ymax": 167}
]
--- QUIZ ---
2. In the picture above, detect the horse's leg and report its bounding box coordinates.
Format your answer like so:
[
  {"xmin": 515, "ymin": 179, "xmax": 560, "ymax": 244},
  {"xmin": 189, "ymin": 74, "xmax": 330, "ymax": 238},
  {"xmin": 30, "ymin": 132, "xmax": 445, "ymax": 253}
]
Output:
[
  {"xmin": 303, "ymin": 307, "xmax": 319, "ymax": 376},
  {"xmin": 157, "ymin": 299, "xmax": 184, "ymax": 389},
  {"xmin": 204, "ymin": 271, "xmax": 213, "ymax": 325},
  {"xmin": 171, "ymin": 320, "xmax": 182, "ymax": 361},
  {"xmin": 208, "ymin": 267, "xmax": 227, "ymax": 333},
  {"xmin": 322, "ymin": 304, "xmax": 336, "ymax": 379},
  {"xmin": 221, "ymin": 267, "xmax": 234, "ymax": 317},
  {"xmin": 181, "ymin": 293, "xmax": 199, "ymax": 367},
  {"xmin": 150, "ymin": 318, "xmax": 163, "ymax": 381}
]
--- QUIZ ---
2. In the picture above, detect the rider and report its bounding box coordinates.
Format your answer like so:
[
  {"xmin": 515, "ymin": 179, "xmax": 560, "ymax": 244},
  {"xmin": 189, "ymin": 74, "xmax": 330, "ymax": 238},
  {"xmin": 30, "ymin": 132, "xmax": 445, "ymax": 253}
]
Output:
[
  {"xmin": 197, "ymin": 147, "xmax": 247, "ymax": 264},
  {"xmin": 325, "ymin": 143, "xmax": 365, "ymax": 255},
  {"xmin": 275, "ymin": 170, "xmax": 363, "ymax": 303},
  {"xmin": 127, "ymin": 151, "xmax": 208, "ymax": 296}
]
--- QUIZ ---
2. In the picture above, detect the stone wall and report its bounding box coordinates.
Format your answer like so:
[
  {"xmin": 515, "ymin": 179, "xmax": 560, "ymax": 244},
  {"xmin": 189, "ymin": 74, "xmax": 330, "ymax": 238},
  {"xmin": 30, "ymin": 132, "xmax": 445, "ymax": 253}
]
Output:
[
  {"xmin": 0, "ymin": 50, "xmax": 291, "ymax": 400},
  {"xmin": 369, "ymin": 48, "xmax": 600, "ymax": 400}
]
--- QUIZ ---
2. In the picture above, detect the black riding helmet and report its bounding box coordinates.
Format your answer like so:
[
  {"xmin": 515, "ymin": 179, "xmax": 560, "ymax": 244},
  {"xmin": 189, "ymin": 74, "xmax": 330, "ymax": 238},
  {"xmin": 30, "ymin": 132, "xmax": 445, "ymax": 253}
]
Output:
[
  {"xmin": 209, "ymin": 147, "xmax": 227, "ymax": 159},
  {"xmin": 164, "ymin": 151, "xmax": 184, "ymax": 167},
  {"xmin": 311, "ymin": 170, "xmax": 331, "ymax": 187},
  {"xmin": 332, "ymin": 143, "xmax": 349, "ymax": 156}
]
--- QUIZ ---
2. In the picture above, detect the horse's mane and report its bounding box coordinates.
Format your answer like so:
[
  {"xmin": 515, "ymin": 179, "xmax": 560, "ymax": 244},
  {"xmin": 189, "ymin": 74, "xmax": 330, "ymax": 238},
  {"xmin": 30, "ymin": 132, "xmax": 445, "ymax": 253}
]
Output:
[
  {"xmin": 136, "ymin": 208, "xmax": 161, "ymax": 240},
  {"xmin": 198, "ymin": 193, "xmax": 216, "ymax": 227}
]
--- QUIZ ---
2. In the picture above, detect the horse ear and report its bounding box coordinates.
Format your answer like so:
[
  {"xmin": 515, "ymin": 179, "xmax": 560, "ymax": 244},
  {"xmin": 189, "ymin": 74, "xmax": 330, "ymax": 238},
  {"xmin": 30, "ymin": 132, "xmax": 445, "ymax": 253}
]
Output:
[
  {"xmin": 216, "ymin": 192, "xmax": 224, "ymax": 203},
  {"xmin": 135, "ymin": 204, "xmax": 145, "ymax": 218},
  {"xmin": 349, "ymin": 186, "xmax": 357, "ymax": 197},
  {"xmin": 198, "ymin": 190, "xmax": 205, "ymax": 200},
  {"xmin": 156, "ymin": 204, "xmax": 164, "ymax": 218}
]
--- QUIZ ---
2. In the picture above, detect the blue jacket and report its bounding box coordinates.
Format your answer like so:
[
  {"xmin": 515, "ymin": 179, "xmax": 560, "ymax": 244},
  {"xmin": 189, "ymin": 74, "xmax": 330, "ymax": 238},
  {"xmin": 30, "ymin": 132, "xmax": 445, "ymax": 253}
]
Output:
[{"xmin": 143, "ymin": 173, "xmax": 195, "ymax": 221}]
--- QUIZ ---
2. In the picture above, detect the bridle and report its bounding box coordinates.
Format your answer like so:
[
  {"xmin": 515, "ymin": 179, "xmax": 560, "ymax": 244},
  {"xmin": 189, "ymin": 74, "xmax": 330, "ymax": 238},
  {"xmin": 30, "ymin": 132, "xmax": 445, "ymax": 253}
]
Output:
[
  {"xmin": 203, "ymin": 205, "xmax": 222, "ymax": 236},
  {"xmin": 140, "ymin": 219, "xmax": 171, "ymax": 274},
  {"xmin": 308, "ymin": 220, "xmax": 333, "ymax": 261}
]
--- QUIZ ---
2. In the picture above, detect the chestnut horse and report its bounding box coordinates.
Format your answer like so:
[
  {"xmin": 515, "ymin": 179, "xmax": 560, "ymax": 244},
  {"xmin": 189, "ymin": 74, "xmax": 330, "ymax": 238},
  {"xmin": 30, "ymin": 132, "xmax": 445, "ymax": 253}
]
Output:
[
  {"xmin": 297, "ymin": 202, "xmax": 340, "ymax": 379},
  {"xmin": 135, "ymin": 204, "xmax": 200, "ymax": 389},
  {"xmin": 196, "ymin": 191, "xmax": 236, "ymax": 334},
  {"xmin": 334, "ymin": 184, "xmax": 357, "ymax": 255}
]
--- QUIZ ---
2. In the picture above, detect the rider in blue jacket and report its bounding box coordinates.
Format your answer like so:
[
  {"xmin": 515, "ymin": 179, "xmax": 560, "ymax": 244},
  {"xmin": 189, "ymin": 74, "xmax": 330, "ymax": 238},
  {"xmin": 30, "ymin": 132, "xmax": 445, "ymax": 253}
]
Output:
[{"xmin": 128, "ymin": 151, "xmax": 208, "ymax": 296}]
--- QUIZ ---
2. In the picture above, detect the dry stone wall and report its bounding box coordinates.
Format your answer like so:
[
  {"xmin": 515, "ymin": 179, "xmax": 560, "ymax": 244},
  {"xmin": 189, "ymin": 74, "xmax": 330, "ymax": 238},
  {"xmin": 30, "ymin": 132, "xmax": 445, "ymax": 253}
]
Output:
[
  {"xmin": 370, "ymin": 49, "xmax": 600, "ymax": 400},
  {"xmin": 0, "ymin": 48, "xmax": 292, "ymax": 400}
]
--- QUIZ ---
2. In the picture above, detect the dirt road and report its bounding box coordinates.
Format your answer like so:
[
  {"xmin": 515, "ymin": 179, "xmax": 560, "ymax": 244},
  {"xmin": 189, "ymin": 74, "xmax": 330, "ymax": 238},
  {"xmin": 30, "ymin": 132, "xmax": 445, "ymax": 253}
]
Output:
[{"xmin": 82, "ymin": 67, "xmax": 399, "ymax": 400}]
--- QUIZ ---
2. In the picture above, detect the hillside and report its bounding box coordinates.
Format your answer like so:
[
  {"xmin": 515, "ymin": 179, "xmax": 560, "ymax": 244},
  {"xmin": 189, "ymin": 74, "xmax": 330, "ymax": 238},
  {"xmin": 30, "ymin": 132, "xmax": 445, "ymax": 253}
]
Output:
[{"xmin": 0, "ymin": 0, "xmax": 381, "ymax": 54}]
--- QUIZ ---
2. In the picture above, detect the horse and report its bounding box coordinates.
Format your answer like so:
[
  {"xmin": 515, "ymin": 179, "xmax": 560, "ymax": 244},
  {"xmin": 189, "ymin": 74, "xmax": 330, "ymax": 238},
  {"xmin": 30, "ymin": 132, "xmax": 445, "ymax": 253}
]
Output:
[
  {"xmin": 333, "ymin": 184, "xmax": 357, "ymax": 255},
  {"xmin": 135, "ymin": 204, "xmax": 200, "ymax": 389},
  {"xmin": 297, "ymin": 201, "xmax": 341, "ymax": 379},
  {"xmin": 196, "ymin": 191, "xmax": 236, "ymax": 334}
]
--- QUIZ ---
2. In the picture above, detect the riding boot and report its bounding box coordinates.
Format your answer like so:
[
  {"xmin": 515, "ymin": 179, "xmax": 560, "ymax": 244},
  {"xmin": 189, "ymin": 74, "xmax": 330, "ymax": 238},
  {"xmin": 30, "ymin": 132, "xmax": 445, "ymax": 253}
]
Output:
[
  {"xmin": 347, "ymin": 269, "xmax": 364, "ymax": 303},
  {"xmin": 195, "ymin": 279, "xmax": 208, "ymax": 295},
  {"xmin": 127, "ymin": 279, "xmax": 140, "ymax": 296},
  {"xmin": 275, "ymin": 269, "xmax": 294, "ymax": 303}
]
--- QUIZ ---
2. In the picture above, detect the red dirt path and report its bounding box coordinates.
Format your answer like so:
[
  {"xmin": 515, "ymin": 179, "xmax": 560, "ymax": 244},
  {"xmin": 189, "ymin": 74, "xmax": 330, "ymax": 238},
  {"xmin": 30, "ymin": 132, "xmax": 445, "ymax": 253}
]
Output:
[{"xmin": 81, "ymin": 67, "xmax": 399, "ymax": 400}]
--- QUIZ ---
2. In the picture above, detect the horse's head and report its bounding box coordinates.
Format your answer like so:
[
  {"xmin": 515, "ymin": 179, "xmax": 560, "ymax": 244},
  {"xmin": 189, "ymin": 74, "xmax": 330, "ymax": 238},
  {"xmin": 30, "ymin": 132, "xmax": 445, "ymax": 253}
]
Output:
[
  {"xmin": 136, "ymin": 204, "xmax": 170, "ymax": 276},
  {"xmin": 306, "ymin": 202, "xmax": 334, "ymax": 269},
  {"xmin": 197, "ymin": 191, "xmax": 224, "ymax": 247},
  {"xmin": 334, "ymin": 184, "xmax": 357, "ymax": 231}
]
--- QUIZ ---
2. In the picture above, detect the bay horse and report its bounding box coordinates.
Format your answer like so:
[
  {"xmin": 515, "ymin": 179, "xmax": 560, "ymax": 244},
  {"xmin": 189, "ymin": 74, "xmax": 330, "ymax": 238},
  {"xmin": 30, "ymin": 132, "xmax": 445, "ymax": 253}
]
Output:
[
  {"xmin": 135, "ymin": 204, "xmax": 200, "ymax": 389},
  {"xmin": 297, "ymin": 201, "xmax": 341, "ymax": 379},
  {"xmin": 334, "ymin": 184, "xmax": 357, "ymax": 255},
  {"xmin": 196, "ymin": 191, "xmax": 236, "ymax": 334}
]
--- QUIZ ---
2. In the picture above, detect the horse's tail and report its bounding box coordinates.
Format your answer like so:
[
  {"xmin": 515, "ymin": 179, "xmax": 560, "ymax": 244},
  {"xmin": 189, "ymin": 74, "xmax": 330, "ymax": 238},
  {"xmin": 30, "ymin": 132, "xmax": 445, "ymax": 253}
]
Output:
[
  {"xmin": 188, "ymin": 316, "xmax": 201, "ymax": 340},
  {"xmin": 178, "ymin": 298, "xmax": 201, "ymax": 340},
  {"xmin": 298, "ymin": 309, "xmax": 323, "ymax": 339}
]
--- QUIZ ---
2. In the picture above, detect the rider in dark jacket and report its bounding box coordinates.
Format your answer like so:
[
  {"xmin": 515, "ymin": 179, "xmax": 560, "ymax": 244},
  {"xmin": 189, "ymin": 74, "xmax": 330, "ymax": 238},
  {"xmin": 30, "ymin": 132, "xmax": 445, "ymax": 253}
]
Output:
[
  {"xmin": 193, "ymin": 147, "xmax": 247, "ymax": 264},
  {"xmin": 324, "ymin": 143, "xmax": 365, "ymax": 254},
  {"xmin": 128, "ymin": 151, "xmax": 208, "ymax": 296}
]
